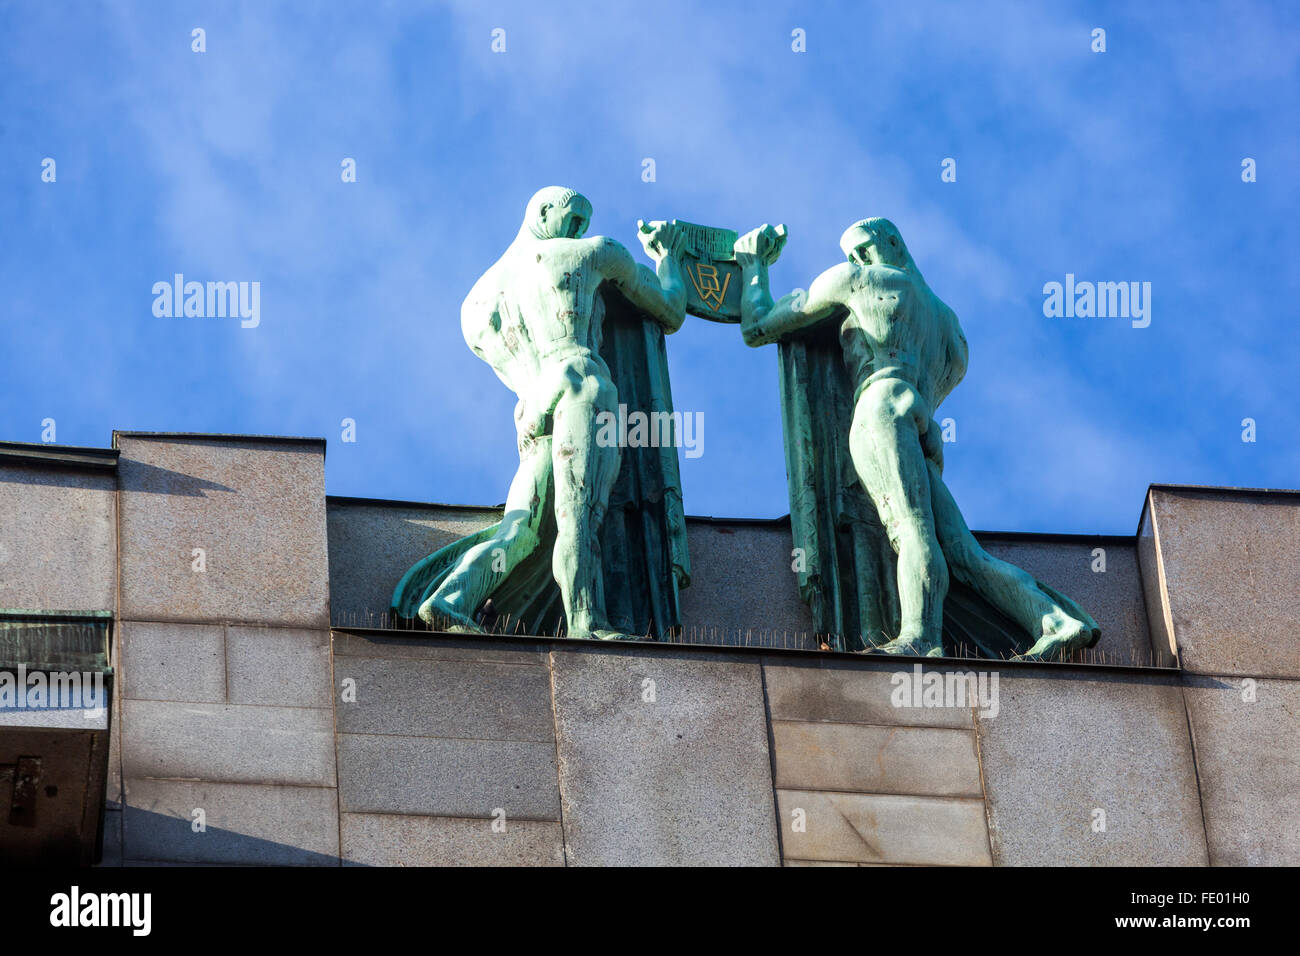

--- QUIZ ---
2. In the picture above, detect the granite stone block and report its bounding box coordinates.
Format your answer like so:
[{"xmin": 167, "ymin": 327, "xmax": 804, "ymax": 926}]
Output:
[
  {"xmin": 975, "ymin": 669, "xmax": 1207, "ymax": 866},
  {"xmin": 550, "ymin": 645, "xmax": 779, "ymax": 866},
  {"xmin": 337, "ymin": 734, "xmax": 560, "ymax": 821},
  {"xmin": 226, "ymin": 626, "xmax": 331, "ymax": 708},
  {"xmin": 764, "ymin": 658, "xmax": 975, "ymax": 728},
  {"xmin": 335, "ymin": 656, "xmax": 554, "ymax": 741},
  {"xmin": 121, "ymin": 699, "xmax": 336, "ymax": 787},
  {"xmin": 340, "ymin": 812, "xmax": 564, "ymax": 866},
  {"xmin": 1139, "ymin": 488, "xmax": 1300, "ymax": 678},
  {"xmin": 1184, "ymin": 674, "xmax": 1300, "ymax": 866},
  {"xmin": 0, "ymin": 464, "xmax": 116, "ymax": 612},
  {"xmin": 123, "ymin": 778, "xmax": 338, "ymax": 865},
  {"xmin": 677, "ymin": 521, "xmax": 816, "ymax": 648},
  {"xmin": 772, "ymin": 720, "xmax": 983, "ymax": 797},
  {"xmin": 777, "ymin": 789, "xmax": 992, "ymax": 865},
  {"xmin": 116, "ymin": 434, "xmax": 329, "ymax": 628},
  {"xmin": 120, "ymin": 622, "xmax": 225, "ymax": 703}
]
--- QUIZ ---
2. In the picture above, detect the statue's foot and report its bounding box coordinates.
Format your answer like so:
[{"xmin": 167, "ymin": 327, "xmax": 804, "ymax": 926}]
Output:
[
  {"xmin": 875, "ymin": 635, "xmax": 944, "ymax": 657},
  {"xmin": 562, "ymin": 620, "xmax": 636, "ymax": 641},
  {"xmin": 419, "ymin": 595, "xmax": 484, "ymax": 634},
  {"xmin": 1012, "ymin": 617, "xmax": 1090, "ymax": 662}
]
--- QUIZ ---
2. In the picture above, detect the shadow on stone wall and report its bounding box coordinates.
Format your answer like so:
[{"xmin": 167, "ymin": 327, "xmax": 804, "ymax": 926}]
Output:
[{"xmin": 116, "ymin": 805, "xmax": 341, "ymax": 866}]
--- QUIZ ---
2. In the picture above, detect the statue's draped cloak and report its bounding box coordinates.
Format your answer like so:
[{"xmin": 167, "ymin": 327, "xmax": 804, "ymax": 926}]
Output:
[
  {"xmin": 777, "ymin": 320, "xmax": 1097, "ymax": 658},
  {"xmin": 391, "ymin": 284, "xmax": 690, "ymax": 639}
]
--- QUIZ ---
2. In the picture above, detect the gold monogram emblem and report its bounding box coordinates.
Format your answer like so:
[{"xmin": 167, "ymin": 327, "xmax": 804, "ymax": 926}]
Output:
[{"xmin": 688, "ymin": 262, "xmax": 732, "ymax": 312}]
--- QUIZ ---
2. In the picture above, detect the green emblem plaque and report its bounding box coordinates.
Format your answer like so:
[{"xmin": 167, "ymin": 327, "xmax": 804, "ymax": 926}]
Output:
[{"xmin": 639, "ymin": 219, "xmax": 786, "ymax": 322}]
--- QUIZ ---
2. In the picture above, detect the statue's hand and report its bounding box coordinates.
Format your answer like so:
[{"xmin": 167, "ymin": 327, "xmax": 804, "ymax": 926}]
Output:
[
  {"xmin": 733, "ymin": 225, "xmax": 769, "ymax": 269},
  {"xmin": 637, "ymin": 220, "xmax": 683, "ymax": 263},
  {"xmin": 762, "ymin": 223, "xmax": 787, "ymax": 264},
  {"xmin": 736, "ymin": 225, "xmax": 785, "ymax": 346},
  {"xmin": 514, "ymin": 397, "xmax": 550, "ymax": 449},
  {"xmin": 734, "ymin": 223, "xmax": 787, "ymax": 268}
]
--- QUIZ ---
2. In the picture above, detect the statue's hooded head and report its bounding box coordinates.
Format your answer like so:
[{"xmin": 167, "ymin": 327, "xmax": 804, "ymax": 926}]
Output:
[
  {"xmin": 839, "ymin": 218, "xmax": 917, "ymax": 273},
  {"xmin": 519, "ymin": 186, "xmax": 593, "ymax": 241}
]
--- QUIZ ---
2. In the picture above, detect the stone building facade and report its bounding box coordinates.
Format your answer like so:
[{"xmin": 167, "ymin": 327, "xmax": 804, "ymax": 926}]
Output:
[{"xmin": 1, "ymin": 432, "xmax": 1296, "ymax": 865}]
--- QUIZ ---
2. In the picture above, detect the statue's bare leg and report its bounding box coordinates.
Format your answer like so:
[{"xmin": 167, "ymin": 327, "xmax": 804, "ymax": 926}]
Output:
[
  {"xmin": 925, "ymin": 460, "xmax": 1090, "ymax": 661},
  {"xmin": 849, "ymin": 379, "xmax": 948, "ymax": 656},
  {"xmin": 550, "ymin": 360, "xmax": 624, "ymax": 640},
  {"xmin": 421, "ymin": 440, "xmax": 551, "ymax": 632}
]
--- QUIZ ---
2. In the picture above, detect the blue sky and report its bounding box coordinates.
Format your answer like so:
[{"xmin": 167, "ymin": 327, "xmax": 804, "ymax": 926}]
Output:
[{"xmin": 2, "ymin": 1, "xmax": 1297, "ymax": 534}]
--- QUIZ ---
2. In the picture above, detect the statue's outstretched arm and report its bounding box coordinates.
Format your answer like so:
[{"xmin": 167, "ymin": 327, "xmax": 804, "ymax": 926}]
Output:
[
  {"xmin": 737, "ymin": 256, "xmax": 846, "ymax": 347},
  {"xmin": 627, "ymin": 261, "xmax": 687, "ymax": 333},
  {"xmin": 599, "ymin": 229, "xmax": 687, "ymax": 333}
]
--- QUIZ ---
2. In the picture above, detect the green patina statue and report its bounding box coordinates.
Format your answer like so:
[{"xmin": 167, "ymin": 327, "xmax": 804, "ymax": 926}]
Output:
[
  {"xmin": 393, "ymin": 186, "xmax": 1098, "ymax": 661},
  {"xmin": 735, "ymin": 219, "xmax": 1100, "ymax": 661},
  {"xmin": 393, "ymin": 187, "xmax": 692, "ymax": 640}
]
